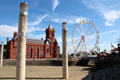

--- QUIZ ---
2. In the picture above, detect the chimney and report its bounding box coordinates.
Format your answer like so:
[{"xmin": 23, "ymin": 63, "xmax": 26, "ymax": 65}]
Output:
[
  {"xmin": 13, "ymin": 32, "xmax": 17, "ymax": 38},
  {"xmin": 7, "ymin": 37, "xmax": 9, "ymax": 43}
]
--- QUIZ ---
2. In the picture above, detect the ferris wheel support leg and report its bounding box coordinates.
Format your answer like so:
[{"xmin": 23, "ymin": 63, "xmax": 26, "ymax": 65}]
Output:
[{"xmin": 62, "ymin": 22, "xmax": 68, "ymax": 79}]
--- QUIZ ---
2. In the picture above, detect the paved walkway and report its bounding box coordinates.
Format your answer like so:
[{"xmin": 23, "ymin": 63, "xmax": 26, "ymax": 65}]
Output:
[{"xmin": 0, "ymin": 66, "xmax": 90, "ymax": 80}]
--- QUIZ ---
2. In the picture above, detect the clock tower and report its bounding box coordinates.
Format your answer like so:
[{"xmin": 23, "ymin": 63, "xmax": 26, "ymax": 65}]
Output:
[{"xmin": 46, "ymin": 24, "xmax": 55, "ymax": 43}]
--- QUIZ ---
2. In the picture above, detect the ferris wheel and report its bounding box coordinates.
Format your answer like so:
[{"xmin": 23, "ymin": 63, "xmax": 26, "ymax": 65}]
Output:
[{"xmin": 71, "ymin": 19, "xmax": 100, "ymax": 56}]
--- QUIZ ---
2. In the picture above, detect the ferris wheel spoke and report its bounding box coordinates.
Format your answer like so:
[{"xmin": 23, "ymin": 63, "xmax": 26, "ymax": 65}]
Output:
[
  {"xmin": 76, "ymin": 28, "xmax": 82, "ymax": 34},
  {"xmin": 82, "ymin": 42, "xmax": 85, "ymax": 51},
  {"xmin": 75, "ymin": 39, "xmax": 82, "ymax": 53},
  {"xmin": 86, "ymin": 30, "xmax": 96, "ymax": 38},
  {"xmin": 87, "ymin": 28, "xmax": 96, "ymax": 35},
  {"xmin": 84, "ymin": 23, "xmax": 88, "ymax": 36},
  {"xmin": 75, "ymin": 24, "xmax": 83, "ymax": 35},
  {"xmin": 85, "ymin": 26, "xmax": 93, "ymax": 35},
  {"xmin": 79, "ymin": 41, "xmax": 84, "ymax": 52},
  {"xmin": 87, "ymin": 34, "xmax": 95, "ymax": 39},
  {"xmin": 86, "ymin": 33, "xmax": 96, "ymax": 40},
  {"xmin": 74, "ymin": 38, "xmax": 81, "ymax": 42},
  {"xmin": 80, "ymin": 23, "xmax": 85, "ymax": 35},
  {"xmin": 84, "ymin": 41, "xmax": 87, "ymax": 51},
  {"xmin": 84, "ymin": 42, "xmax": 88, "ymax": 52},
  {"xmin": 85, "ymin": 39, "xmax": 93, "ymax": 50}
]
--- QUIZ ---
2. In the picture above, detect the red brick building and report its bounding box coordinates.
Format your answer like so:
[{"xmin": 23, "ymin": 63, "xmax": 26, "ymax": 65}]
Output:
[{"xmin": 6, "ymin": 24, "xmax": 60, "ymax": 59}]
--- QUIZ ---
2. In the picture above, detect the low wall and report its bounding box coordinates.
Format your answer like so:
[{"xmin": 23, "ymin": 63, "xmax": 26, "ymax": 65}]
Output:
[{"xmin": 3, "ymin": 59, "xmax": 78, "ymax": 66}]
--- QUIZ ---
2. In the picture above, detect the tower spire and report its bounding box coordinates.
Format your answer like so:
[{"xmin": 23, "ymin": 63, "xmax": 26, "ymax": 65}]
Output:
[{"xmin": 48, "ymin": 24, "xmax": 53, "ymax": 29}]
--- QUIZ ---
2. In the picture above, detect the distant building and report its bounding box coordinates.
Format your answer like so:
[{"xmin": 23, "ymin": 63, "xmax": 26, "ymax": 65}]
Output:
[{"xmin": 6, "ymin": 24, "xmax": 60, "ymax": 59}]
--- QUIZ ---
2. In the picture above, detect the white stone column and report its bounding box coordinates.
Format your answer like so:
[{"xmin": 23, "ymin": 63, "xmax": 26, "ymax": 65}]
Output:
[
  {"xmin": 0, "ymin": 41, "xmax": 4, "ymax": 67},
  {"xmin": 62, "ymin": 22, "xmax": 68, "ymax": 79},
  {"xmin": 16, "ymin": 2, "xmax": 28, "ymax": 80}
]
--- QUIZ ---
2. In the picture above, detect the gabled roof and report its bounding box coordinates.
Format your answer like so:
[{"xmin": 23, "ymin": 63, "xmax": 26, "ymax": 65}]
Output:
[
  {"xmin": 54, "ymin": 39, "xmax": 58, "ymax": 44},
  {"xmin": 44, "ymin": 39, "xmax": 51, "ymax": 44},
  {"xmin": 27, "ymin": 38, "xmax": 44, "ymax": 44}
]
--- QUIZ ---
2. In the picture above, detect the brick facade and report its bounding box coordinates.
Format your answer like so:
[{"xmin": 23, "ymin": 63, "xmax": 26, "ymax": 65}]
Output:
[{"xmin": 6, "ymin": 24, "xmax": 60, "ymax": 59}]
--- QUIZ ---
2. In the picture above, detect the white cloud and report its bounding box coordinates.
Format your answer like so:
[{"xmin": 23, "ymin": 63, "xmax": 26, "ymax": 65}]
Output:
[
  {"xmin": 27, "ymin": 27, "xmax": 45, "ymax": 33},
  {"xmin": 82, "ymin": 0, "xmax": 107, "ymax": 13},
  {"xmin": 52, "ymin": 0, "xmax": 59, "ymax": 11},
  {"xmin": 0, "ymin": 25, "xmax": 17, "ymax": 38},
  {"xmin": 86, "ymin": 29, "xmax": 120, "ymax": 39},
  {"xmin": 104, "ymin": 10, "xmax": 120, "ymax": 26},
  {"xmin": 0, "ymin": 24, "xmax": 46, "ymax": 39},
  {"xmin": 27, "ymin": 33, "xmax": 45, "ymax": 40},
  {"xmin": 52, "ymin": 16, "xmax": 86, "ymax": 24},
  {"xmin": 52, "ymin": 18, "xmax": 59, "ymax": 23},
  {"xmin": 82, "ymin": 0, "xmax": 120, "ymax": 26},
  {"xmin": 0, "ymin": 14, "xmax": 48, "ymax": 37},
  {"xmin": 101, "ymin": 30, "xmax": 120, "ymax": 35},
  {"xmin": 75, "ymin": 17, "xmax": 85, "ymax": 23},
  {"xmin": 105, "ymin": 21, "xmax": 114, "ymax": 26},
  {"xmin": 28, "ymin": 14, "xmax": 48, "ymax": 26}
]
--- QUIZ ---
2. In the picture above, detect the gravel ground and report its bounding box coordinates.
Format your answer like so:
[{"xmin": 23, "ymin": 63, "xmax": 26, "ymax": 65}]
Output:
[{"xmin": 0, "ymin": 66, "xmax": 90, "ymax": 80}]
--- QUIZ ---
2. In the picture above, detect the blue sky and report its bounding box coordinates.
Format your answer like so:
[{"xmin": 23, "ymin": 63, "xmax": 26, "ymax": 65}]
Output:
[{"xmin": 0, "ymin": 0, "xmax": 120, "ymax": 53}]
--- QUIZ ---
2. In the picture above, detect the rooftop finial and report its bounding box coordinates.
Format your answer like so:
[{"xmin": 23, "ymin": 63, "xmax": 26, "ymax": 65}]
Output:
[{"xmin": 48, "ymin": 24, "xmax": 53, "ymax": 29}]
